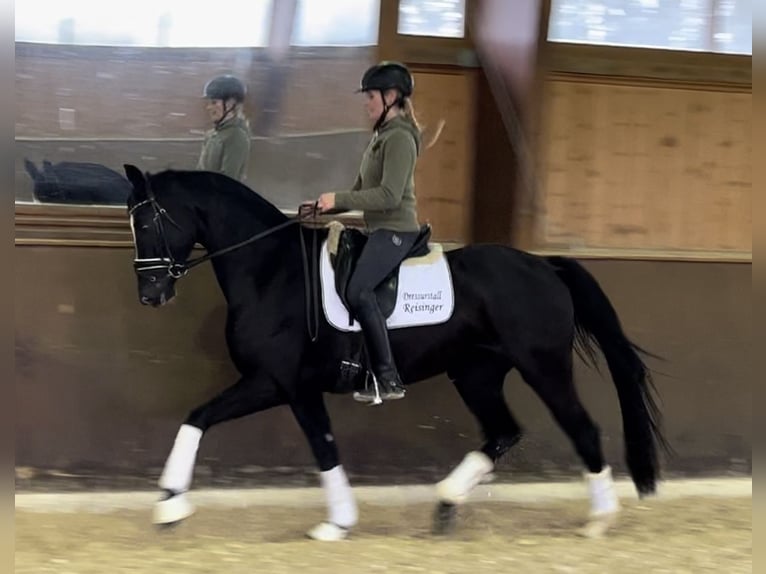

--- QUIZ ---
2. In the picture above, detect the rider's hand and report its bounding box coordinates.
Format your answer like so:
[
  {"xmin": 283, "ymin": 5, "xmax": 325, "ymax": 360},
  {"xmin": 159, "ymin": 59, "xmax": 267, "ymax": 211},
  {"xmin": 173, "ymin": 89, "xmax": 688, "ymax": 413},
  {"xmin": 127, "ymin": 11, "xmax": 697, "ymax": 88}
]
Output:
[
  {"xmin": 317, "ymin": 192, "xmax": 336, "ymax": 213},
  {"xmin": 298, "ymin": 200, "xmax": 317, "ymax": 217}
]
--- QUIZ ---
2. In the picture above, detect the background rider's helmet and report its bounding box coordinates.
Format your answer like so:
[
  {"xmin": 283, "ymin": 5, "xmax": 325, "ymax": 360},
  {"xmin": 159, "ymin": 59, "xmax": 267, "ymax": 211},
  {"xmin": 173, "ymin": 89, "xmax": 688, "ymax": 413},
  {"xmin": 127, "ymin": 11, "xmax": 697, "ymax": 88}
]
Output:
[
  {"xmin": 357, "ymin": 61, "xmax": 414, "ymax": 98},
  {"xmin": 202, "ymin": 75, "xmax": 247, "ymax": 103}
]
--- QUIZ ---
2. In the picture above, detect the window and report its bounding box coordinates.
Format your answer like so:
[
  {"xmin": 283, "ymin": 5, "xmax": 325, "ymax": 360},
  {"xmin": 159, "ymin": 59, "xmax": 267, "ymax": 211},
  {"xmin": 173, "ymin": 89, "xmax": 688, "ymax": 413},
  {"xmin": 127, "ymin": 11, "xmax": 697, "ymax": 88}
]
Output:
[
  {"xmin": 547, "ymin": 0, "xmax": 751, "ymax": 55},
  {"xmin": 15, "ymin": 0, "xmax": 273, "ymax": 47},
  {"xmin": 292, "ymin": 0, "xmax": 380, "ymax": 46},
  {"xmin": 713, "ymin": 0, "xmax": 751, "ymax": 54},
  {"xmin": 397, "ymin": 0, "xmax": 466, "ymax": 39},
  {"xmin": 15, "ymin": 0, "xmax": 381, "ymax": 48}
]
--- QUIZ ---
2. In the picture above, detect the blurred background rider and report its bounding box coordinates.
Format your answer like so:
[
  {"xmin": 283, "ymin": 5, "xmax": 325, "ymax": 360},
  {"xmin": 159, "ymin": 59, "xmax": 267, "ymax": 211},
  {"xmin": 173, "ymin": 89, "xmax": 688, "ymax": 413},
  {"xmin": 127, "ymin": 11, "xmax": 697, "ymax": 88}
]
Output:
[{"xmin": 197, "ymin": 74, "xmax": 251, "ymax": 182}]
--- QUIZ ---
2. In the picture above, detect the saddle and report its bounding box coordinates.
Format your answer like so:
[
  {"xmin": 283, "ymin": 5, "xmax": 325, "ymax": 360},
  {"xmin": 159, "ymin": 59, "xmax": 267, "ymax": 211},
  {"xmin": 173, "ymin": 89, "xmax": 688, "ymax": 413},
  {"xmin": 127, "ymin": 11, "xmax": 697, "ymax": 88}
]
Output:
[{"xmin": 329, "ymin": 223, "xmax": 432, "ymax": 325}]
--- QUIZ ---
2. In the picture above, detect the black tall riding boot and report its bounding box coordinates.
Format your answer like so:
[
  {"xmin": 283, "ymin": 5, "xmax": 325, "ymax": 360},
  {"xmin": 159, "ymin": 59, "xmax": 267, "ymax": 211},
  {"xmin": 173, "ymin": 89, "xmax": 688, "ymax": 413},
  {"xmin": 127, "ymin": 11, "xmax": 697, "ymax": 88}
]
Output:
[{"xmin": 352, "ymin": 300, "xmax": 406, "ymax": 403}]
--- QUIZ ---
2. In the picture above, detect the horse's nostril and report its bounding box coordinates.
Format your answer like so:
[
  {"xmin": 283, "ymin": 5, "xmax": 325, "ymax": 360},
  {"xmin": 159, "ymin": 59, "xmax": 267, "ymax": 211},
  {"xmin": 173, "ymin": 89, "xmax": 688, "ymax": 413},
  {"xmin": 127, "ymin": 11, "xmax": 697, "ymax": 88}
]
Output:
[{"xmin": 140, "ymin": 296, "xmax": 151, "ymax": 305}]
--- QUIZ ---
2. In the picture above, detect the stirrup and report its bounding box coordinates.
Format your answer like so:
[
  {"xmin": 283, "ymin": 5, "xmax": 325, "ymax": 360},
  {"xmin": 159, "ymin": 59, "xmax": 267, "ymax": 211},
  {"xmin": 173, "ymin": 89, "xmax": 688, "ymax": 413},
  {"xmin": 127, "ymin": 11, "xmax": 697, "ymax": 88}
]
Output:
[
  {"xmin": 353, "ymin": 373, "xmax": 384, "ymax": 405},
  {"xmin": 353, "ymin": 373, "xmax": 405, "ymax": 405}
]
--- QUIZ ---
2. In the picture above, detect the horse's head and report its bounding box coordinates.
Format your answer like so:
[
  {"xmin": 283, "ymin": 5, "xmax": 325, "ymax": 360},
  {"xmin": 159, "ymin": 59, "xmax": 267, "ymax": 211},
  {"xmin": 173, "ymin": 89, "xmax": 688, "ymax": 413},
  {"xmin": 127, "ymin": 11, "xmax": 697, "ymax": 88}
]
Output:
[{"xmin": 124, "ymin": 164, "xmax": 198, "ymax": 307}]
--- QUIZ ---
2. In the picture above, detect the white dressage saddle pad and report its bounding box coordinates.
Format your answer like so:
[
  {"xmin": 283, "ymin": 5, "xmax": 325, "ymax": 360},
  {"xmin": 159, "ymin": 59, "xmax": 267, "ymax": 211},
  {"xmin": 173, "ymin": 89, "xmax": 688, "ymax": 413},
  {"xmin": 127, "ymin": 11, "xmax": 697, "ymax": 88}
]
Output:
[{"xmin": 319, "ymin": 239, "xmax": 455, "ymax": 332}]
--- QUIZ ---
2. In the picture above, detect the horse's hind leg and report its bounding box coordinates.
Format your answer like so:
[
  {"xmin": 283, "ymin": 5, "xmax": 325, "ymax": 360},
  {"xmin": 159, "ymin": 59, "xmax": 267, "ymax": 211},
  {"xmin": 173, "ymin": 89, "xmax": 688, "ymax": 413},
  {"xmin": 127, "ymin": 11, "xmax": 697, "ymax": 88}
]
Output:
[
  {"xmin": 153, "ymin": 373, "xmax": 286, "ymax": 527},
  {"xmin": 289, "ymin": 392, "xmax": 358, "ymax": 541},
  {"xmin": 434, "ymin": 354, "xmax": 518, "ymax": 533},
  {"xmin": 519, "ymin": 350, "xmax": 619, "ymax": 538}
]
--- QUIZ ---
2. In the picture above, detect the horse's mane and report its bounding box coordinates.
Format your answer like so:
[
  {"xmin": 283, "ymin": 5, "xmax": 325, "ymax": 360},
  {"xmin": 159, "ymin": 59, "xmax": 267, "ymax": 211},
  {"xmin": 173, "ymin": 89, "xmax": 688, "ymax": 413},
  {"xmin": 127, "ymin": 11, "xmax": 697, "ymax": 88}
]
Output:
[{"xmin": 150, "ymin": 169, "xmax": 289, "ymax": 226}]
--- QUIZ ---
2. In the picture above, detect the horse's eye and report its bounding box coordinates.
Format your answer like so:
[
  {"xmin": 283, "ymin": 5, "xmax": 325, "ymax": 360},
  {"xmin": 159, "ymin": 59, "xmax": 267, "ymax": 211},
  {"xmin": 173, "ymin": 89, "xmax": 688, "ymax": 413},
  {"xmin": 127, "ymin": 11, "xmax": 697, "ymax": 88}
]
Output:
[{"xmin": 148, "ymin": 275, "xmax": 157, "ymax": 283}]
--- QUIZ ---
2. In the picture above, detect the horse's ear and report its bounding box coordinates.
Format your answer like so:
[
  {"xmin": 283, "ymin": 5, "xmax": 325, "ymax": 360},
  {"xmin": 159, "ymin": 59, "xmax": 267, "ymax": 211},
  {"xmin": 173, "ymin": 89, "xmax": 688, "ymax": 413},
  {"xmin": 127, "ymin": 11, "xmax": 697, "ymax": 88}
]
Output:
[
  {"xmin": 23, "ymin": 158, "xmax": 40, "ymax": 181},
  {"xmin": 123, "ymin": 164, "xmax": 146, "ymax": 198}
]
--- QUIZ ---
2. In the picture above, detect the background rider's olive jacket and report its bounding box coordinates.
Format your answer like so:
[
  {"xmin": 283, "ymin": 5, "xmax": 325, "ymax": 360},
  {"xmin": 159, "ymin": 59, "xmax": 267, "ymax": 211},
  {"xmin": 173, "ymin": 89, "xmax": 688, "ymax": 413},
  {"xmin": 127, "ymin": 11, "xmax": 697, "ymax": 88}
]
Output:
[
  {"xmin": 334, "ymin": 116, "xmax": 421, "ymax": 233},
  {"xmin": 196, "ymin": 116, "xmax": 251, "ymax": 182}
]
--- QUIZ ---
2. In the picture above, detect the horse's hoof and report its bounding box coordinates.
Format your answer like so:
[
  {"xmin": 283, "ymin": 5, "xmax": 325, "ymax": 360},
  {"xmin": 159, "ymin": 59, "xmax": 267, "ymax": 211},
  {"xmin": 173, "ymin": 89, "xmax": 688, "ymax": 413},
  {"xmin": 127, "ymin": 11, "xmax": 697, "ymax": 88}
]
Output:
[
  {"xmin": 579, "ymin": 512, "xmax": 618, "ymax": 539},
  {"xmin": 306, "ymin": 521, "xmax": 349, "ymax": 541},
  {"xmin": 432, "ymin": 501, "xmax": 458, "ymax": 535},
  {"xmin": 153, "ymin": 492, "xmax": 195, "ymax": 526},
  {"xmin": 155, "ymin": 520, "xmax": 182, "ymax": 531}
]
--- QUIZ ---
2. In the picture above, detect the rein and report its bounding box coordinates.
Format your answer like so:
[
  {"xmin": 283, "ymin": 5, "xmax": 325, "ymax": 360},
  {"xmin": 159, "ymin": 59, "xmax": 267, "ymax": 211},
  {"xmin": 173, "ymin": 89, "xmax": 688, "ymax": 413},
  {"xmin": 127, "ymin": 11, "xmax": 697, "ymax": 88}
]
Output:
[
  {"xmin": 186, "ymin": 217, "xmax": 303, "ymax": 274},
  {"xmin": 298, "ymin": 211, "xmax": 321, "ymax": 343},
  {"xmin": 129, "ymin": 180, "xmax": 322, "ymax": 341}
]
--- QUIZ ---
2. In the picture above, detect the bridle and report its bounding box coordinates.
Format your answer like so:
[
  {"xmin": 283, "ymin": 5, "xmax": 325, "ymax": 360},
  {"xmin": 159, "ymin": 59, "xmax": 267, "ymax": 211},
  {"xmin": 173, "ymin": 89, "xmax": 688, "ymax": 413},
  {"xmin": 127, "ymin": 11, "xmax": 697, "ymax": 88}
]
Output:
[
  {"xmin": 129, "ymin": 179, "xmax": 321, "ymax": 341},
  {"xmin": 129, "ymin": 180, "xmax": 307, "ymax": 279}
]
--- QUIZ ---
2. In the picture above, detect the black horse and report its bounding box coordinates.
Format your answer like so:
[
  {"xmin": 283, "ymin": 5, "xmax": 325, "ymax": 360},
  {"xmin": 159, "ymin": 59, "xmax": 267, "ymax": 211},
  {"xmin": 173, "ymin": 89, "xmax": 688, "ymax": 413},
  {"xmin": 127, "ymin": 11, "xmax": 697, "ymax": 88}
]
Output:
[
  {"xmin": 124, "ymin": 164, "xmax": 666, "ymax": 541},
  {"xmin": 24, "ymin": 159, "xmax": 131, "ymax": 205}
]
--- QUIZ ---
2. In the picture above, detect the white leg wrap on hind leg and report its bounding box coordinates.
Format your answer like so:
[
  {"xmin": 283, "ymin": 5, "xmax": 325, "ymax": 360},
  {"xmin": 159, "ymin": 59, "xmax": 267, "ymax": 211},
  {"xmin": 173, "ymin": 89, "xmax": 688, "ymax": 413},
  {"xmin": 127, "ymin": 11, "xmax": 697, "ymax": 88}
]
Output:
[
  {"xmin": 319, "ymin": 465, "xmax": 358, "ymax": 529},
  {"xmin": 436, "ymin": 451, "xmax": 494, "ymax": 504},
  {"xmin": 581, "ymin": 465, "xmax": 620, "ymax": 538},
  {"xmin": 585, "ymin": 465, "xmax": 620, "ymax": 517},
  {"xmin": 158, "ymin": 424, "xmax": 203, "ymax": 492}
]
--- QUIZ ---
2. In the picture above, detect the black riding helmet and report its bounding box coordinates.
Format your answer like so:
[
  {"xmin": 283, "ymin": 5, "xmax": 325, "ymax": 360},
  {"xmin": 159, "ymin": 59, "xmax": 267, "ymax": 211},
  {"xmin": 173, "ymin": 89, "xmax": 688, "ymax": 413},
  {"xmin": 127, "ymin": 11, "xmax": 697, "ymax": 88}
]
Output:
[
  {"xmin": 203, "ymin": 75, "xmax": 247, "ymax": 102},
  {"xmin": 202, "ymin": 75, "xmax": 246, "ymax": 127},
  {"xmin": 357, "ymin": 61, "xmax": 414, "ymax": 131},
  {"xmin": 358, "ymin": 61, "xmax": 414, "ymax": 97}
]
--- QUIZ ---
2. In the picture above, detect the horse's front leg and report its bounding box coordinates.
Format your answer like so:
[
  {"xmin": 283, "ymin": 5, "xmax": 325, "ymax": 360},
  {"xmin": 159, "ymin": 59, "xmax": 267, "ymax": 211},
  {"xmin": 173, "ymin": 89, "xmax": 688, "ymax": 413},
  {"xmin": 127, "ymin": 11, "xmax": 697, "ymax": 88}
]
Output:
[
  {"xmin": 153, "ymin": 373, "xmax": 286, "ymax": 526},
  {"xmin": 290, "ymin": 392, "xmax": 358, "ymax": 541}
]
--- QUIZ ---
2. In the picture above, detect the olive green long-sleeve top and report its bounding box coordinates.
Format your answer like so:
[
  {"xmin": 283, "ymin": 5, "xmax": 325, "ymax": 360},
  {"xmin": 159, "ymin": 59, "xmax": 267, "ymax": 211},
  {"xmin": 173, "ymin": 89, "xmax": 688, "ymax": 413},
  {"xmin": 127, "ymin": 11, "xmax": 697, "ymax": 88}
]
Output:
[
  {"xmin": 334, "ymin": 116, "xmax": 421, "ymax": 232},
  {"xmin": 197, "ymin": 116, "xmax": 251, "ymax": 182}
]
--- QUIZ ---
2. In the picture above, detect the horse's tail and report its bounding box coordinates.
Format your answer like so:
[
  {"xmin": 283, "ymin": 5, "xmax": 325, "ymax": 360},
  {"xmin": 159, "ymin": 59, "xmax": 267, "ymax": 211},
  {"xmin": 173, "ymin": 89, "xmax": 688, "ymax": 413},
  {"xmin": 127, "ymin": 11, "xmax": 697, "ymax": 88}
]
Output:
[{"xmin": 547, "ymin": 255, "xmax": 669, "ymax": 496}]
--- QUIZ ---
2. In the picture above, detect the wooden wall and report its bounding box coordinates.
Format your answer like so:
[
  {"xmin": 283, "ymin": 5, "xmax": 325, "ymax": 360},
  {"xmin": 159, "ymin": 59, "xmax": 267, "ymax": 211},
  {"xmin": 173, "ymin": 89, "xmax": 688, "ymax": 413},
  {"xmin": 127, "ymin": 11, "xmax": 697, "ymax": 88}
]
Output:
[
  {"xmin": 410, "ymin": 69, "xmax": 476, "ymax": 242},
  {"xmin": 375, "ymin": 0, "xmax": 480, "ymax": 243},
  {"xmin": 14, "ymin": 246, "xmax": 753, "ymax": 487},
  {"xmin": 535, "ymin": 77, "xmax": 752, "ymax": 258}
]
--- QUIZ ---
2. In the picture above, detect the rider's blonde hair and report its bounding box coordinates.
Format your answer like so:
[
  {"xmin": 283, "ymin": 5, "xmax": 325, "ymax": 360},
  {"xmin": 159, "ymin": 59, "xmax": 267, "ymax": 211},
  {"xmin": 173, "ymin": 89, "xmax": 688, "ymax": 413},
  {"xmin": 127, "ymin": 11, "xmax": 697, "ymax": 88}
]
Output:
[{"xmin": 402, "ymin": 97, "xmax": 445, "ymax": 151}]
